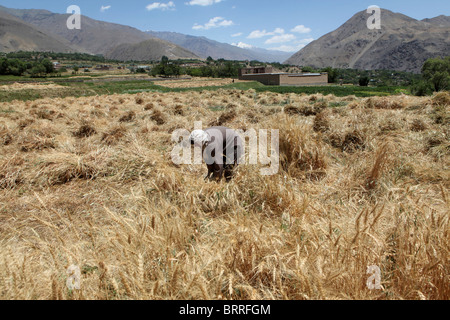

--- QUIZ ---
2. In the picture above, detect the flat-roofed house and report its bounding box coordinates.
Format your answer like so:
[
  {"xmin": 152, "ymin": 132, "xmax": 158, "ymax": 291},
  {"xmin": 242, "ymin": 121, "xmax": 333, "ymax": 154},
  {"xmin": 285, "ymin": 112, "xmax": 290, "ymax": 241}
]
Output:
[{"xmin": 239, "ymin": 67, "xmax": 328, "ymax": 86}]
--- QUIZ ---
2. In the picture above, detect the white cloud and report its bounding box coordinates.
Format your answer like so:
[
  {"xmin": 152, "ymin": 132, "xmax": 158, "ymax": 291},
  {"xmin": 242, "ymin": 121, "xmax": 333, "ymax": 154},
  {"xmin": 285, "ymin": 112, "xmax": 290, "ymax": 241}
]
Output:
[
  {"xmin": 100, "ymin": 5, "xmax": 111, "ymax": 12},
  {"xmin": 273, "ymin": 28, "xmax": 285, "ymax": 34},
  {"xmin": 247, "ymin": 28, "xmax": 284, "ymax": 39},
  {"xmin": 146, "ymin": 1, "xmax": 175, "ymax": 11},
  {"xmin": 193, "ymin": 17, "xmax": 234, "ymax": 30},
  {"xmin": 296, "ymin": 38, "xmax": 315, "ymax": 44},
  {"xmin": 268, "ymin": 38, "xmax": 315, "ymax": 52},
  {"xmin": 186, "ymin": 0, "xmax": 223, "ymax": 6},
  {"xmin": 265, "ymin": 34, "xmax": 296, "ymax": 44},
  {"xmin": 231, "ymin": 32, "xmax": 243, "ymax": 37},
  {"xmin": 248, "ymin": 30, "xmax": 267, "ymax": 39},
  {"xmin": 246, "ymin": 25, "xmax": 313, "ymax": 52},
  {"xmin": 232, "ymin": 42, "xmax": 254, "ymax": 49},
  {"xmin": 268, "ymin": 44, "xmax": 304, "ymax": 52},
  {"xmin": 291, "ymin": 25, "xmax": 312, "ymax": 34}
]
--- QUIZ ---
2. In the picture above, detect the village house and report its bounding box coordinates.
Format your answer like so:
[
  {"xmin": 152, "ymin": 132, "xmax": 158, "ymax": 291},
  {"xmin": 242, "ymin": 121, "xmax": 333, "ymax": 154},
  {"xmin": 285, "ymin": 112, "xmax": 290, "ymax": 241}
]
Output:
[{"xmin": 239, "ymin": 66, "xmax": 328, "ymax": 86}]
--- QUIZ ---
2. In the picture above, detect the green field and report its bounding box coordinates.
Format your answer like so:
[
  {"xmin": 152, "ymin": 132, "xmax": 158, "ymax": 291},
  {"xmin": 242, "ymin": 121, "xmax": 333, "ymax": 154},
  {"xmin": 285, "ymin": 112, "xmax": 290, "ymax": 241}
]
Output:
[{"xmin": 0, "ymin": 79, "xmax": 411, "ymax": 103}]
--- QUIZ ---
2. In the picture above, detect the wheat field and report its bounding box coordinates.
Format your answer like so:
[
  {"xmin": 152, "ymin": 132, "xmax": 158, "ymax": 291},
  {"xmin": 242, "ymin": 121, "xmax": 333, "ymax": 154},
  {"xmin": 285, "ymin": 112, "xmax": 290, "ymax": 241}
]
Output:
[{"xmin": 0, "ymin": 88, "xmax": 448, "ymax": 300}]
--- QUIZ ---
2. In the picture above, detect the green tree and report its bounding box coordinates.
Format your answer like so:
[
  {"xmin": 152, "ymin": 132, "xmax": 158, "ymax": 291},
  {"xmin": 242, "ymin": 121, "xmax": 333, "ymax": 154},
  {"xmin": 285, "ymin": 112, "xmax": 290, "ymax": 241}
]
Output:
[
  {"xmin": 421, "ymin": 56, "xmax": 450, "ymax": 92},
  {"xmin": 30, "ymin": 63, "xmax": 46, "ymax": 77},
  {"xmin": 187, "ymin": 68, "xmax": 203, "ymax": 77},
  {"xmin": 41, "ymin": 58, "xmax": 54, "ymax": 74},
  {"xmin": 163, "ymin": 65, "xmax": 174, "ymax": 77},
  {"xmin": 0, "ymin": 58, "xmax": 9, "ymax": 75},
  {"xmin": 0, "ymin": 58, "xmax": 27, "ymax": 76},
  {"xmin": 217, "ymin": 61, "xmax": 237, "ymax": 78},
  {"xmin": 322, "ymin": 67, "xmax": 339, "ymax": 83},
  {"xmin": 302, "ymin": 66, "xmax": 315, "ymax": 73},
  {"xmin": 200, "ymin": 66, "xmax": 213, "ymax": 78},
  {"xmin": 150, "ymin": 64, "xmax": 164, "ymax": 77},
  {"xmin": 161, "ymin": 56, "xmax": 169, "ymax": 66},
  {"xmin": 411, "ymin": 80, "xmax": 433, "ymax": 96},
  {"xmin": 359, "ymin": 76, "xmax": 370, "ymax": 87}
]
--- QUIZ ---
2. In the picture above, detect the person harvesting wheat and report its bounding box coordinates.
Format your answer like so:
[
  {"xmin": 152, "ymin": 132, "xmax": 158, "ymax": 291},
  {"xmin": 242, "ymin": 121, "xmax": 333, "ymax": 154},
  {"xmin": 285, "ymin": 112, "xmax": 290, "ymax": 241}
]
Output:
[{"xmin": 190, "ymin": 127, "xmax": 243, "ymax": 182}]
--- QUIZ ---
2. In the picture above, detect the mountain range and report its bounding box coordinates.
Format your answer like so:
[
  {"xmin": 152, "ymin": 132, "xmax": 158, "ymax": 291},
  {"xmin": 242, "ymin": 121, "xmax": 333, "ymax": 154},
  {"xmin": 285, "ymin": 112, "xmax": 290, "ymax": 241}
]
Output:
[
  {"xmin": 0, "ymin": 5, "xmax": 449, "ymax": 72},
  {"xmin": 145, "ymin": 31, "xmax": 292, "ymax": 62},
  {"xmin": 0, "ymin": 10, "xmax": 75, "ymax": 53},
  {"xmin": 0, "ymin": 5, "xmax": 291, "ymax": 63},
  {"xmin": 285, "ymin": 9, "xmax": 450, "ymax": 73},
  {"xmin": 0, "ymin": 5, "xmax": 170, "ymax": 56}
]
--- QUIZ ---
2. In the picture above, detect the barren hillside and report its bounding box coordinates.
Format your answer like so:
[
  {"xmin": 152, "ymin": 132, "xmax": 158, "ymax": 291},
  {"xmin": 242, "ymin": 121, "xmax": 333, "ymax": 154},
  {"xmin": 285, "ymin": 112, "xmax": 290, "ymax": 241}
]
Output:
[
  {"xmin": 0, "ymin": 5, "xmax": 153, "ymax": 55},
  {"xmin": 0, "ymin": 10, "xmax": 76, "ymax": 53},
  {"xmin": 105, "ymin": 39, "xmax": 199, "ymax": 61},
  {"xmin": 286, "ymin": 9, "xmax": 450, "ymax": 73}
]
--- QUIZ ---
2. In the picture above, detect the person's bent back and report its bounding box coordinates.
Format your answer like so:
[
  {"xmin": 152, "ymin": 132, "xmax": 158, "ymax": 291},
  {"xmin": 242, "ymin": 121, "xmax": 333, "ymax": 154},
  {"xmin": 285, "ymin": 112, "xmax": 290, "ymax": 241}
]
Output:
[{"xmin": 190, "ymin": 127, "xmax": 243, "ymax": 181}]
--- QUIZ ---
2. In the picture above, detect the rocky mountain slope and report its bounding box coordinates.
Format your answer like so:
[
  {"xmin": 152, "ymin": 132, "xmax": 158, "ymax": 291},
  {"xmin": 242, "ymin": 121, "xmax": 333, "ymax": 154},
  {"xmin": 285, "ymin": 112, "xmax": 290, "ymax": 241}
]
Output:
[
  {"xmin": 0, "ymin": 5, "xmax": 154, "ymax": 55},
  {"xmin": 105, "ymin": 39, "xmax": 199, "ymax": 61},
  {"xmin": 0, "ymin": 10, "xmax": 75, "ymax": 53},
  {"xmin": 0, "ymin": 5, "xmax": 291, "ymax": 62},
  {"xmin": 285, "ymin": 9, "xmax": 450, "ymax": 73}
]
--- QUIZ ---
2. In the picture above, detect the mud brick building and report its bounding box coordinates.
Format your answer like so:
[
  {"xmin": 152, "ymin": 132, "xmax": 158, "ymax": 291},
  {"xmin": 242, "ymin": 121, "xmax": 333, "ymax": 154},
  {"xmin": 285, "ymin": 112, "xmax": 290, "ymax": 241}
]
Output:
[{"xmin": 239, "ymin": 67, "xmax": 328, "ymax": 86}]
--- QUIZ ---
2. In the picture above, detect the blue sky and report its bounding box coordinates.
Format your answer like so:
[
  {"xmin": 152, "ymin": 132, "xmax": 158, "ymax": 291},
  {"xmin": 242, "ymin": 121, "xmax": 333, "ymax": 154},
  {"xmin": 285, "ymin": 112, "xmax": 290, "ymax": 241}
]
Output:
[{"xmin": 1, "ymin": 0, "xmax": 449, "ymax": 52}]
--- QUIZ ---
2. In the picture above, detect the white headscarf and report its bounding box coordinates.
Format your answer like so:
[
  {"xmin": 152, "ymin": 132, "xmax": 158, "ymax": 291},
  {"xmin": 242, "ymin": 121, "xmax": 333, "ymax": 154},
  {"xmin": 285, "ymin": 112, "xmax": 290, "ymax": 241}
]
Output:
[{"xmin": 189, "ymin": 130, "xmax": 210, "ymax": 146}]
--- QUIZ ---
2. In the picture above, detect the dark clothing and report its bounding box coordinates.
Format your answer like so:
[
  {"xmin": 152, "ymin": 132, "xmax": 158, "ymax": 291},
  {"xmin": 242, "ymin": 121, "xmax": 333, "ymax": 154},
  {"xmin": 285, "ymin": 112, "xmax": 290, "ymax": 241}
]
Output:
[{"xmin": 204, "ymin": 127, "xmax": 243, "ymax": 181}]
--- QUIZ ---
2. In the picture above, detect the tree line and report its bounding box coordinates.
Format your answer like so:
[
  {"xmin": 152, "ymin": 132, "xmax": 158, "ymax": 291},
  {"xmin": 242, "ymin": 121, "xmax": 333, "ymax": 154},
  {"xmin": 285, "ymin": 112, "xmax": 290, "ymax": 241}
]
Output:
[
  {"xmin": 150, "ymin": 56, "xmax": 243, "ymax": 78},
  {"xmin": 300, "ymin": 57, "xmax": 449, "ymax": 95},
  {"xmin": 4, "ymin": 51, "xmax": 116, "ymax": 63},
  {"xmin": 0, "ymin": 57, "xmax": 55, "ymax": 77}
]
